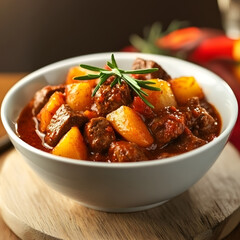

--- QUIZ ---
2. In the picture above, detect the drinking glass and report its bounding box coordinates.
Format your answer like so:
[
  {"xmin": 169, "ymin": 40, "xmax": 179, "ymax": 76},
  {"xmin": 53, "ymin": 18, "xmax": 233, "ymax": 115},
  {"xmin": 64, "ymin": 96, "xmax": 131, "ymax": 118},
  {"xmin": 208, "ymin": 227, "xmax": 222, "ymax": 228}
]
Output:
[{"xmin": 217, "ymin": 0, "xmax": 240, "ymax": 38}]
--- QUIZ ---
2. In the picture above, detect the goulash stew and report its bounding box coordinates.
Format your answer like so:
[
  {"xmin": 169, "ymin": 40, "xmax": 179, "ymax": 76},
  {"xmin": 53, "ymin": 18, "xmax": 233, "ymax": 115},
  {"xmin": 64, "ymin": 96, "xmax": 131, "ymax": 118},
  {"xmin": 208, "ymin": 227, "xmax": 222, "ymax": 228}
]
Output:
[{"xmin": 16, "ymin": 57, "xmax": 221, "ymax": 162}]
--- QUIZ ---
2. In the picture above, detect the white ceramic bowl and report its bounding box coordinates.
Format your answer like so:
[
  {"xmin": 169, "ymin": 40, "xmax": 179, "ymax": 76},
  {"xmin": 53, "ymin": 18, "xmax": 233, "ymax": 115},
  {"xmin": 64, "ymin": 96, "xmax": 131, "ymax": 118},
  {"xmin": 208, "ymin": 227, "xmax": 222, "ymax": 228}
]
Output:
[{"xmin": 1, "ymin": 52, "xmax": 238, "ymax": 212}]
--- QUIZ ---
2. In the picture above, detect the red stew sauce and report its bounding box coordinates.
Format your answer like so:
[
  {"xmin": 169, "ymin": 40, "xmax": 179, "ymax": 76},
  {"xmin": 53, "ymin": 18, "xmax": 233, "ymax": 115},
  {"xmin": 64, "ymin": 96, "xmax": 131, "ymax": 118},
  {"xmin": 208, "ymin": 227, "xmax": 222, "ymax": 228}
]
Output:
[{"xmin": 16, "ymin": 58, "xmax": 221, "ymax": 162}]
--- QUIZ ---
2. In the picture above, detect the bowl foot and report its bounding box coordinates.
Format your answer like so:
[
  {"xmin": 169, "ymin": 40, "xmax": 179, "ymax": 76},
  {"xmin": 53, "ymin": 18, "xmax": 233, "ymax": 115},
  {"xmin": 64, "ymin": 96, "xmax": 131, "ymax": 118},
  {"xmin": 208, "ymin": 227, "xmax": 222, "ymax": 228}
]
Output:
[{"xmin": 79, "ymin": 200, "xmax": 169, "ymax": 213}]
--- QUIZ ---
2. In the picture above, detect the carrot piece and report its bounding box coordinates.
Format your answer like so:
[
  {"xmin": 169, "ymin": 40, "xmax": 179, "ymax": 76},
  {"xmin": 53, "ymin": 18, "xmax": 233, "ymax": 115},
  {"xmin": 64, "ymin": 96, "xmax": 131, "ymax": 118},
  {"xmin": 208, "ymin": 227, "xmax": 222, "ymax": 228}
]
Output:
[
  {"xmin": 131, "ymin": 96, "xmax": 155, "ymax": 118},
  {"xmin": 37, "ymin": 91, "xmax": 65, "ymax": 132},
  {"xmin": 83, "ymin": 110, "xmax": 98, "ymax": 120},
  {"xmin": 106, "ymin": 106, "xmax": 154, "ymax": 147}
]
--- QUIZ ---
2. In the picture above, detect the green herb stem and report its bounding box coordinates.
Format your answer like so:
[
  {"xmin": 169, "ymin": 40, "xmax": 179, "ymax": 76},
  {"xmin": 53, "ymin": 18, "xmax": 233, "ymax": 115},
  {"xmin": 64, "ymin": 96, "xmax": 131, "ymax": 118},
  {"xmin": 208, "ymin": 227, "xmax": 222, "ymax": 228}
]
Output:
[{"xmin": 74, "ymin": 54, "xmax": 160, "ymax": 108}]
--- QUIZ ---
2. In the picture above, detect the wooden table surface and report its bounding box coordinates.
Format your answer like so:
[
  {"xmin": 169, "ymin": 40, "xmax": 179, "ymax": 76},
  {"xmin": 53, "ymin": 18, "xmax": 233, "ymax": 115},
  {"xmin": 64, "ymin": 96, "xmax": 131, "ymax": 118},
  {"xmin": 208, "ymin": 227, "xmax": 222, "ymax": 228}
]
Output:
[
  {"xmin": 0, "ymin": 73, "xmax": 27, "ymax": 239},
  {"xmin": 0, "ymin": 73, "xmax": 240, "ymax": 240}
]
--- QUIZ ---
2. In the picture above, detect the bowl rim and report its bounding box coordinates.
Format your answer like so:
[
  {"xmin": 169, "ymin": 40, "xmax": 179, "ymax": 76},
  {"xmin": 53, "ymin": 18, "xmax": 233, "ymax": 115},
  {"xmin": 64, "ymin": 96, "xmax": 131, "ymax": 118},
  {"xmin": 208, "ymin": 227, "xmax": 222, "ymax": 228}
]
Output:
[{"xmin": 1, "ymin": 52, "xmax": 238, "ymax": 168}]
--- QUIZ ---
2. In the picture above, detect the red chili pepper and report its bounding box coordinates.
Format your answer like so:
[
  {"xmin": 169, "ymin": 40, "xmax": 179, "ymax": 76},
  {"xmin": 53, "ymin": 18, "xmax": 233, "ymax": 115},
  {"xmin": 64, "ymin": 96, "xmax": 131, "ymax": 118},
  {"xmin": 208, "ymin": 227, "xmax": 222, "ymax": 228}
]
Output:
[
  {"xmin": 157, "ymin": 26, "xmax": 240, "ymax": 63},
  {"xmin": 121, "ymin": 45, "xmax": 139, "ymax": 52},
  {"xmin": 189, "ymin": 36, "xmax": 240, "ymax": 63},
  {"xmin": 156, "ymin": 27, "xmax": 203, "ymax": 50}
]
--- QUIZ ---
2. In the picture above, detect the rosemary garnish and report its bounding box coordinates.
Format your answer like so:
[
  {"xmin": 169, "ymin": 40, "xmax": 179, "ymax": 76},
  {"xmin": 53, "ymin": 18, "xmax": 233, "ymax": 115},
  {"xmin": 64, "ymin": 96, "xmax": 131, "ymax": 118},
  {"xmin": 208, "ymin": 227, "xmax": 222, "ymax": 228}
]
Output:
[
  {"xmin": 129, "ymin": 20, "xmax": 189, "ymax": 55},
  {"xmin": 74, "ymin": 54, "xmax": 160, "ymax": 108}
]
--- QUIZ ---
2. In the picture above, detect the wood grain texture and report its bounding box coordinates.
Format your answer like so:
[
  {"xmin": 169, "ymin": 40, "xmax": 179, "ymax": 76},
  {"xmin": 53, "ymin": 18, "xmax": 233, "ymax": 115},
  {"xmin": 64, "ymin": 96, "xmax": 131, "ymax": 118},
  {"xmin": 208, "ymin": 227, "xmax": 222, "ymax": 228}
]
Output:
[
  {"xmin": 0, "ymin": 149, "xmax": 20, "ymax": 240},
  {"xmin": 0, "ymin": 144, "xmax": 240, "ymax": 240}
]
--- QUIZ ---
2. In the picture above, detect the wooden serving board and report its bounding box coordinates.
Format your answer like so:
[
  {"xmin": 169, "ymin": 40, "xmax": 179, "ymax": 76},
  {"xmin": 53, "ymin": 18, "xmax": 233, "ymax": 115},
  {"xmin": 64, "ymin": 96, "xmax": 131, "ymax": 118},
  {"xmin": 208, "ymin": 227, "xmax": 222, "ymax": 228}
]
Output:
[{"xmin": 0, "ymin": 143, "xmax": 240, "ymax": 240}]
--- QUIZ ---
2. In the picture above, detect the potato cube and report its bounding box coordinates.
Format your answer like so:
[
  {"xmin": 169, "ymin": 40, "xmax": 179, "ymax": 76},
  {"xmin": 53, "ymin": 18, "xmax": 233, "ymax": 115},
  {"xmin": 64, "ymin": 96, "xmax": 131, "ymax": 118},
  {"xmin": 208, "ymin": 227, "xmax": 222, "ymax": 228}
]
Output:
[
  {"xmin": 65, "ymin": 83, "xmax": 92, "ymax": 111},
  {"xmin": 106, "ymin": 106, "xmax": 153, "ymax": 147},
  {"xmin": 52, "ymin": 126, "xmax": 88, "ymax": 160},
  {"xmin": 65, "ymin": 66, "xmax": 98, "ymax": 87},
  {"xmin": 169, "ymin": 76, "xmax": 204, "ymax": 104},
  {"xmin": 144, "ymin": 79, "xmax": 177, "ymax": 111}
]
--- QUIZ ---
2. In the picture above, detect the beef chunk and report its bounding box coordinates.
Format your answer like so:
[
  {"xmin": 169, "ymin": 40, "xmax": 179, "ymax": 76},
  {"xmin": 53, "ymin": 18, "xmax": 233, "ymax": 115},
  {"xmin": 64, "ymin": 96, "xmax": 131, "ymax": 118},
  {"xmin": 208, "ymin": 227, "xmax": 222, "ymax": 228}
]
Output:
[
  {"xmin": 108, "ymin": 141, "xmax": 148, "ymax": 162},
  {"xmin": 149, "ymin": 107, "xmax": 186, "ymax": 147},
  {"xmin": 84, "ymin": 117, "xmax": 116, "ymax": 153},
  {"xmin": 180, "ymin": 97, "xmax": 201, "ymax": 128},
  {"xmin": 172, "ymin": 128, "xmax": 206, "ymax": 152},
  {"xmin": 149, "ymin": 98, "xmax": 217, "ymax": 148},
  {"xmin": 132, "ymin": 58, "xmax": 171, "ymax": 80},
  {"xmin": 180, "ymin": 97, "xmax": 217, "ymax": 140},
  {"xmin": 157, "ymin": 128, "xmax": 206, "ymax": 159},
  {"xmin": 32, "ymin": 85, "xmax": 65, "ymax": 115},
  {"xmin": 193, "ymin": 111, "xmax": 216, "ymax": 139},
  {"xmin": 45, "ymin": 104, "xmax": 87, "ymax": 146},
  {"xmin": 94, "ymin": 81, "xmax": 132, "ymax": 116}
]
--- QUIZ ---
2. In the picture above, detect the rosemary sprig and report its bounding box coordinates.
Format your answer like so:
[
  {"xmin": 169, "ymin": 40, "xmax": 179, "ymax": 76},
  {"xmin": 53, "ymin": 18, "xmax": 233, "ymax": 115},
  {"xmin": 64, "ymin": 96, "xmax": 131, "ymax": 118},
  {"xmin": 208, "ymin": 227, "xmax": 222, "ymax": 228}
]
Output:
[
  {"xmin": 129, "ymin": 20, "xmax": 189, "ymax": 55},
  {"xmin": 74, "ymin": 54, "xmax": 160, "ymax": 108}
]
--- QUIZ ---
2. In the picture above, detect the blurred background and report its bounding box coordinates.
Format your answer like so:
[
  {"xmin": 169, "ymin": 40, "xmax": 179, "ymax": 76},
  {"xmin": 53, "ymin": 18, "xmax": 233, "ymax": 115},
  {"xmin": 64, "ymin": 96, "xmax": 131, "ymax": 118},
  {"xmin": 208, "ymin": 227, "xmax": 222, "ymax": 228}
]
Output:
[
  {"xmin": 1, "ymin": 1, "xmax": 240, "ymax": 238},
  {"xmin": 2, "ymin": 0, "xmax": 240, "ymax": 146},
  {"xmin": 0, "ymin": 0, "xmax": 223, "ymax": 72}
]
